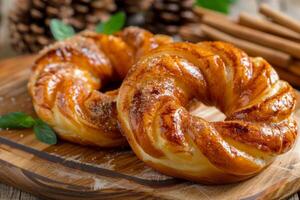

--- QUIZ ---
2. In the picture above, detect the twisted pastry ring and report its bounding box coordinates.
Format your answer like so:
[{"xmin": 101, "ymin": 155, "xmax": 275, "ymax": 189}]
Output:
[
  {"xmin": 28, "ymin": 27, "xmax": 172, "ymax": 147},
  {"xmin": 117, "ymin": 42, "xmax": 297, "ymax": 183}
]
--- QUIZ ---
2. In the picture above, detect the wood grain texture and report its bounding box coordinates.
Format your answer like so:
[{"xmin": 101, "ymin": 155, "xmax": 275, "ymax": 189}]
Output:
[
  {"xmin": 0, "ymin": 55, "xmax": 300, "ymax": 200},
  {"xmin": 0, "ymin": 183, "xmax": 39, "ymax": 200},
  {"xmin": 289, "ymin": 193, "xmax": 300, "ymax": 200}
]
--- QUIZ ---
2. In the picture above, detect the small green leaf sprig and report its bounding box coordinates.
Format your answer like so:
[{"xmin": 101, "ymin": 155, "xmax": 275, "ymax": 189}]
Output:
[
  {"xmin": 50, "ymin": 19, "xmax": 75, "ymax": 41},
  {"xmin": 95, "ymin": 12, "xmax": 126, "ymax": 34},
  {"xmin": 0, "ymin": 112, "xmax": 57, "ymax": 145},
  {"xmin": 50, "ymin": 12, "xmax": 126, "ymax": 41},
  {"xmin": 196, "ymin": 0, "xmax": 237, "ymax": 14}
]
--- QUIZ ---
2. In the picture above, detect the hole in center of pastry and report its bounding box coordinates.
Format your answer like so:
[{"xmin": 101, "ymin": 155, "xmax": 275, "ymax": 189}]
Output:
[
  {"xmin": 100, "ymin": 79, "xmax": 123, "ymax": 93},
  {"xmin": 187, "ymin": 99, "xmax": 226, "ymax": 122}
]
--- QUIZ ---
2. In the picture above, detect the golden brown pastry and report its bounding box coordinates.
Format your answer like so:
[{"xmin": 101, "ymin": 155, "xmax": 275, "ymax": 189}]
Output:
[
  {"xmin": 28, "ymin": 27, "xmax": 172, "ymax": 147},
  {"xmin": 117, "ymin": 42, "xmax": 297, "ymax": 183}
]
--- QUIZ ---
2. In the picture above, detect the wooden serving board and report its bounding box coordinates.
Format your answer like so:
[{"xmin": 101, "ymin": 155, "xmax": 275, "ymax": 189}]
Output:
[{"xmin": 0, "ymin": 55, "xmax": 300, "ymax": 200}]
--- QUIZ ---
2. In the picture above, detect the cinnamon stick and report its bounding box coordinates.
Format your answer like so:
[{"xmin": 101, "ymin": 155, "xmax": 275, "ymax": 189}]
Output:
[
  {"xmin": 288, "ymin": 61, "xmax": 300, "ymax": 76},
  {"xmin": 202, "ymin": 15, "xmax": 300, "ymax": 59},
  {"xmin": 259, "ymin": 3, "xmax": 300, "ymax": 34},
  {"xmin": 193, "ymin": 6, "xmax": 226, "ymax": 20},
  {"xmin": 179, "ymin": 24, "xmax": 207, "ymax": 42},
  {"xmin": 239, "ymin": 12, "xmax": 300, "ymax": 41},
  {"xmin": 200, "ymin": 24, "xmax": 291, "ymax": 67},
  {"xmin": 274, "ymin": 66, "xmax": 300, "ymax": 88}
]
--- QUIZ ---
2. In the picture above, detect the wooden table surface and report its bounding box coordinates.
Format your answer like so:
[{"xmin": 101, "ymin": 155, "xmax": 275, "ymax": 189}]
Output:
[{"xmin": 1, "ymin": 0, "xmax": 300, "ymax": 199}]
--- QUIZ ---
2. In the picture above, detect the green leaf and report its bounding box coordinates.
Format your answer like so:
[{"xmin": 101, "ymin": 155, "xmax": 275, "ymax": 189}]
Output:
[
  {"xmin": 196, "ymin": 0, "xmax": 236, "ymax": 14},
  {"xmin": 95, "ymin": 12, "xmax": 126, "ymax": 34},
  {"xmin": 50, "ymin": 19, "xmax": 75, "ymax": 41},
  {"xmin": 228, "ymin": 0, "xmax": 237, "ymax": 3},
  {"xmin": 33, "ymin": 119, "xmax": 57, "ymax": 145},
  {"xmin": 0, "ymin": 112, "xmax": 36, "ymax": 129}
]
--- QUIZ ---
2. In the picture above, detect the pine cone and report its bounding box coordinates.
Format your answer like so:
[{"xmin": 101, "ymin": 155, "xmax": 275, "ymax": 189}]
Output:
[
  {"xmin": 66, "ymin": 0, "xmax": 116, "ymax": 30},
  {"xmin": 145, "ymin": 0, "xmax": 196, "ymax": 35},
  {"xmin": 115, "ymin": 0, "xmax": 153, "ymax": 16},
  {"xmin": 115, "ymin": 0, "xmax": 153, "ymax": 26},
  {"xmin": 9, "ymin": 0, "xmax": 116, "ymax": 53}
]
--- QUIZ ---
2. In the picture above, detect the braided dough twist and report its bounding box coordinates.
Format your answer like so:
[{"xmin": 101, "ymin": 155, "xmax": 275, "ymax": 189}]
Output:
[
  {"xmin": 117, "ymin": 42, "xmax": 297, "ymax": 183},
  {"xmin": 28, "ymin": 27, "xmax": 172, "ymax": 147}
]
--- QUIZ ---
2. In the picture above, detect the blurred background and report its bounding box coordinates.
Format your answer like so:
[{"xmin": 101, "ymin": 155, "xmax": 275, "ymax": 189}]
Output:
[
  {"xmin": 0, "ymin": 0, "xmax": 299, "ymax": 58},
  {"xmin": 1, "ymin": 0, "xmax": 300, "ymax": 87}
]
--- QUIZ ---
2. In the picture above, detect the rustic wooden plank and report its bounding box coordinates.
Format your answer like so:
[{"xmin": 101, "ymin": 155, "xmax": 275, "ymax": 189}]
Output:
[
  {"xmin": 0, "ymin": 183, "xmax": 20, "ymax": 199},
  {"xmin": 19, "ymin": 192, "xmax": 40, "ymax": 200},
  {"xmin": 0, "ymin": 183, "xmax": 39, "ymax": 200},
  {"xmin": 288, "ymin": 193, "xmax": 300, "ymax": 200}
]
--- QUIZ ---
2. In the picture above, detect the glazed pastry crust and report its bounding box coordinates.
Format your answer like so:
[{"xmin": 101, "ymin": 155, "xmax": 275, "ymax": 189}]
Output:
[
  {"xmin": 117, "ymin": 42, "xmax": 297, "ymax": 183},
  {"xmin": 28, "ymin": 27, "xmax": 172, "ymax": 147}
]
